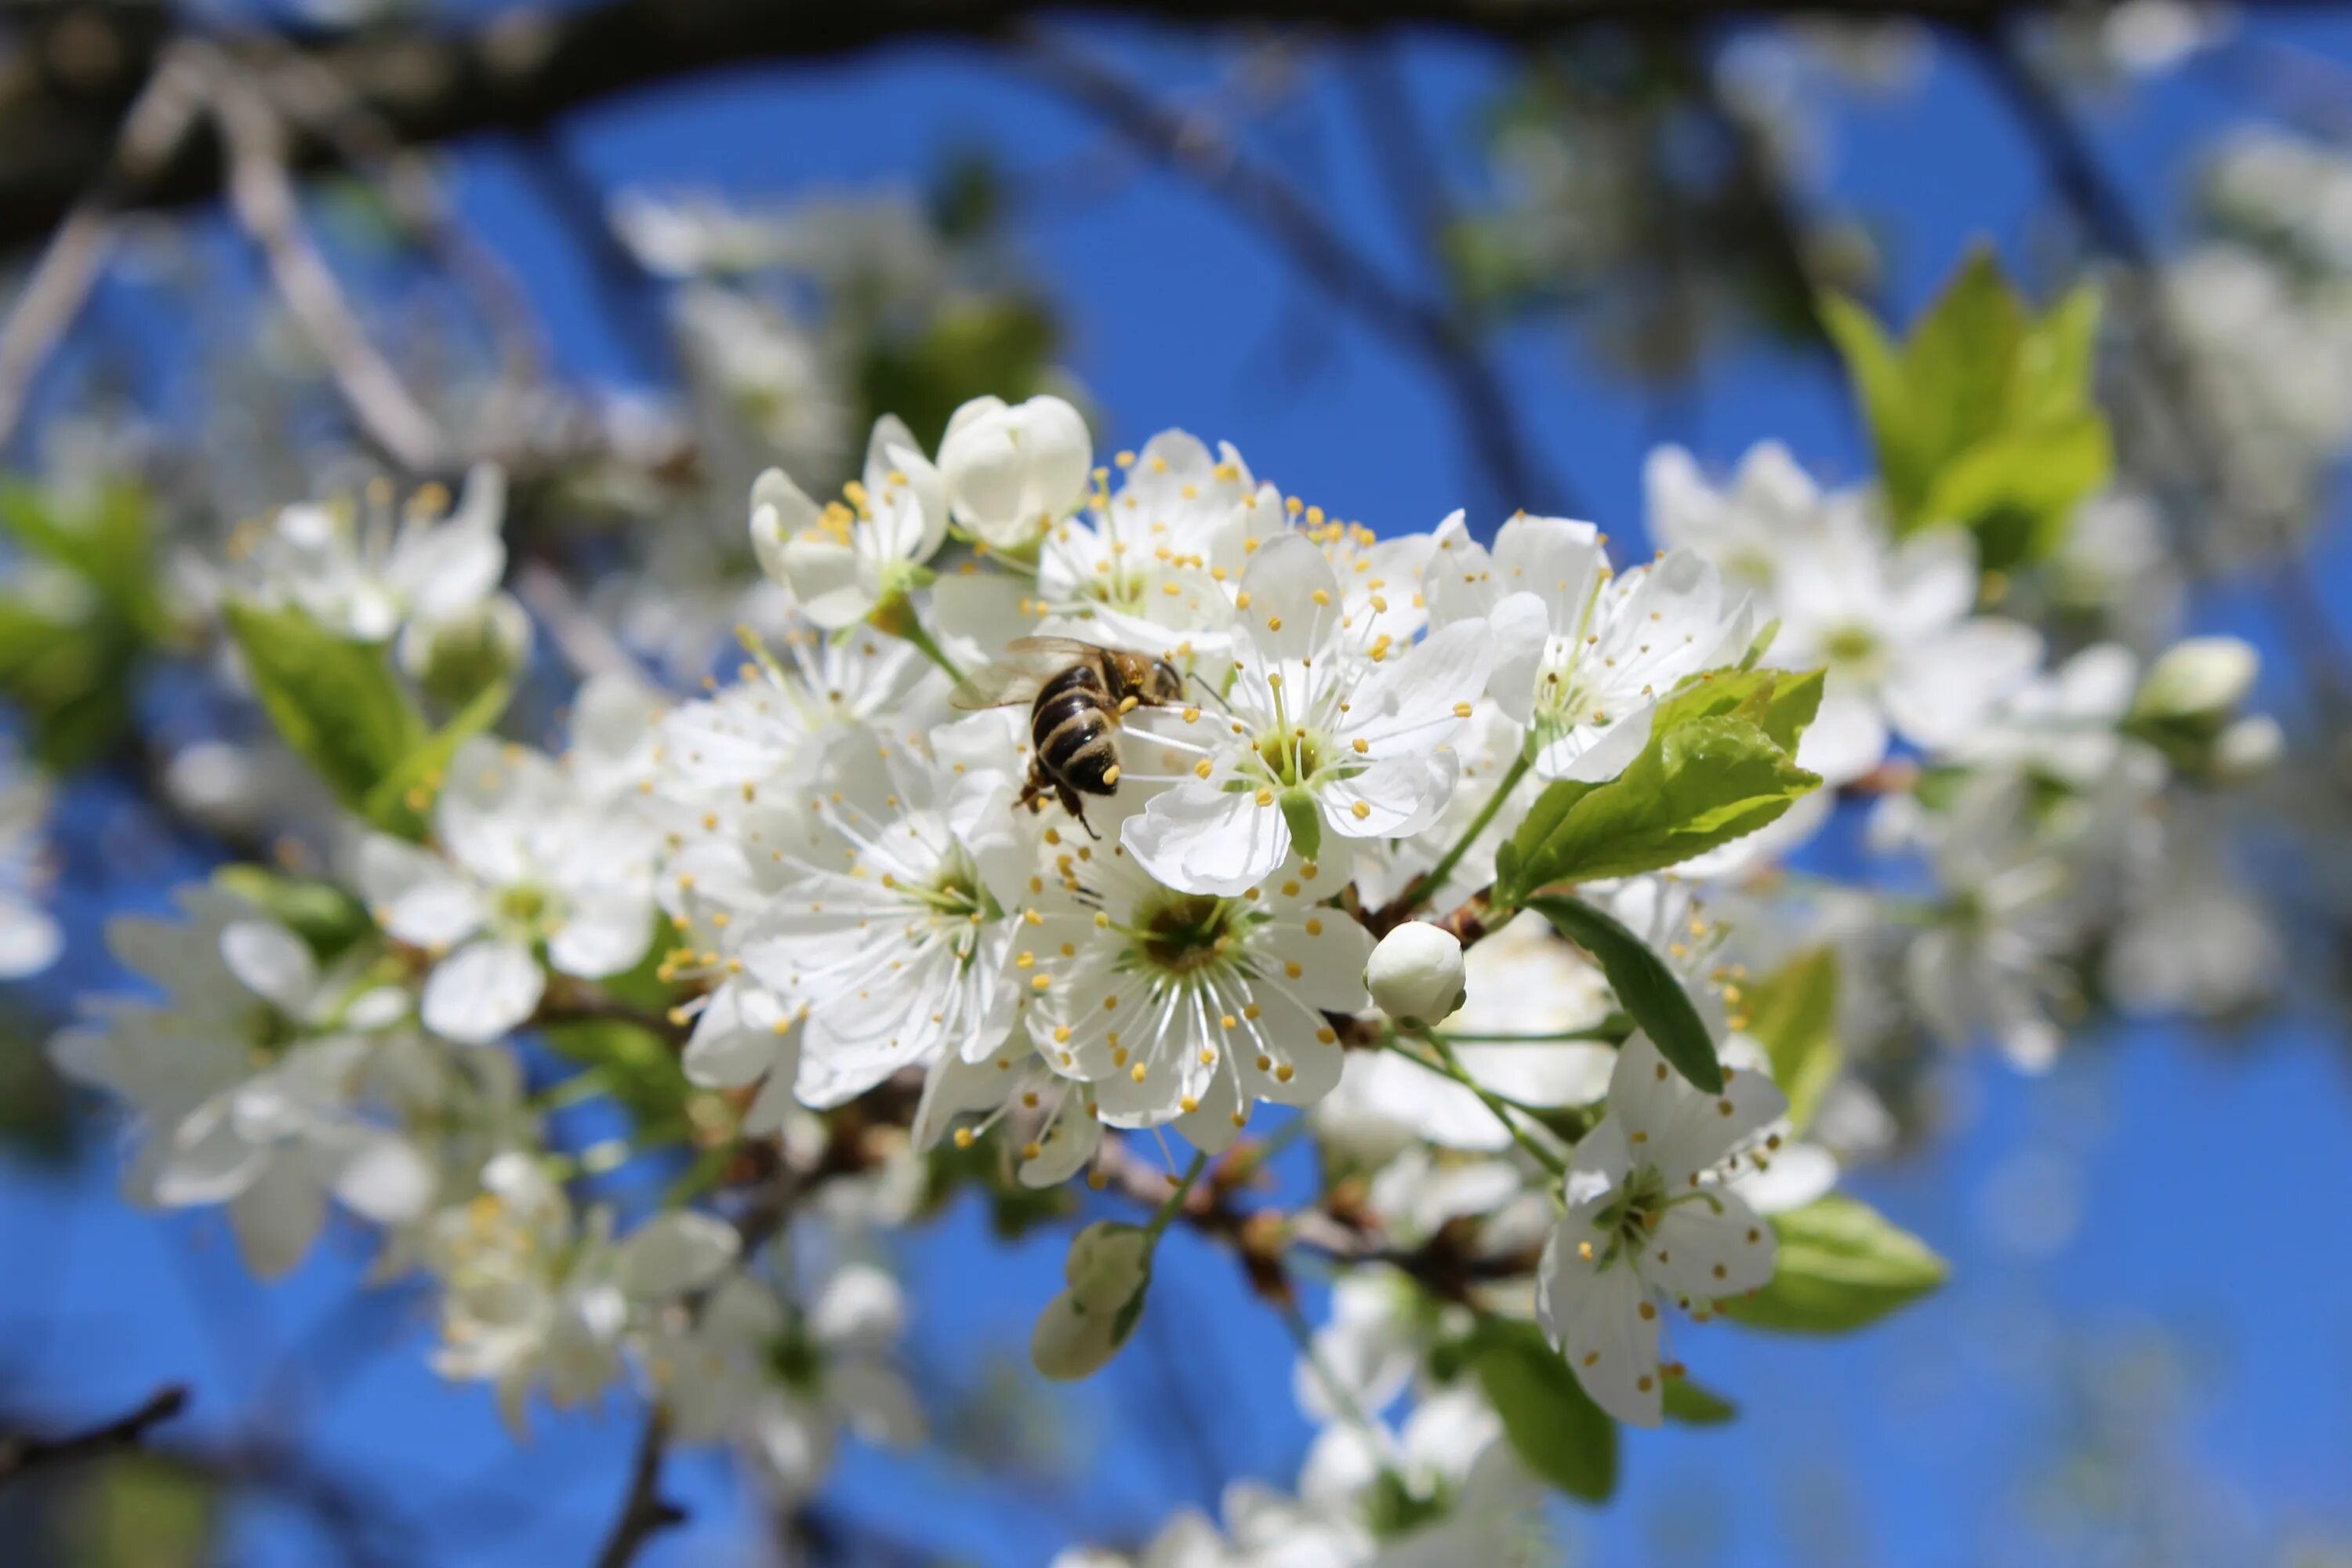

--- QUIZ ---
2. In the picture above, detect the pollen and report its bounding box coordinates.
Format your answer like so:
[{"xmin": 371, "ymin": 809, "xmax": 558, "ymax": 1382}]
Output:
[
  {"xmin": 1130, "ymin": 1062, "xmax": 1148, "ymax": 1083},
  {"xmin": 1351, "ymin": 801, "xmax": 1370, "ymax": 819}
]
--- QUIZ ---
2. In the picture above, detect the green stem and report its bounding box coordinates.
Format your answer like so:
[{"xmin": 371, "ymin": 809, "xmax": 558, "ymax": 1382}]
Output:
[
  {"xmin": 1433, "ymin": 1014, "xmax": 1634, "ymax": 1046},
  {"xmin": 891, "ymin": 606, "xmax": 967, "ymax": 685},
  {"xmin": 531, "ymin": 1068, "xmax": 612, "ymax": 1112},
  {"xmin": 1406, "ymin": 750, "xmax": 1531, "ymax": 915},
  {"xmin": 1276, "ymin": 1293, "xmax": 1381, "ymax": 1437},
  {"xmin": 1406, "ymin": 1025, "xmax": 1569, "ymax": 1178},
  {"xmin": 1144, "ymin": 1151, "xmax": 1211, "ymax": 1242}
]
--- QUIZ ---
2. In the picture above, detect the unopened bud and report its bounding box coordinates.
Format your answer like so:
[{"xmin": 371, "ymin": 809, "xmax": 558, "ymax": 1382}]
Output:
[
  {"xmin": 2133, "ymin": 637, "xmax": 2258, "ymax": 727},
  {"xmin": 939, "ymin": 394, "xmax": 1091, "ymax": 550},
  {"xmin": 1365, "ymin": 920, "xmax": 1466, "ymax": 1029},
  {"xmin": 399, "ymin": 591, "xmax": 531, "ymax": 709},
  {"xmin": 1031, "ymin": 1222, "xmax": 1152, "ymax": 1381}
]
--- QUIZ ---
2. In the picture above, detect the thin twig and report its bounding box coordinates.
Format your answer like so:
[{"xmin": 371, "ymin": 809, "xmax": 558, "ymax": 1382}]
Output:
[
  {"xmin": 0, "ymin": 48, "xmax": 208, "ymax": 450},
  {"xmin": 1964, "ymin": 25, "xmax": 2352, "ymax": 722},
  {"xmin": 0, "ymin": 1385, "xmax": 190, "ymax": 1484},
  {"xmin": 1015, "ymin": 28, "xmax": 1578, "ymax": 520},
  {"xmin": 592, "ymin": 1403, "xmax": 688, "ymax": 1568},
  {"xmin": 199, "ymin": 46, "xmax": 451, "ymax": 474},
  {"xmin": 249, "ymin": 38, "xmax": 546, "ymax": 399}
]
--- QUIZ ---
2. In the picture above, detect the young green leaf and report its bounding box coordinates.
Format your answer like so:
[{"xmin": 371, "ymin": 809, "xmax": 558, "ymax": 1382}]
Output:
[
  {"xmin": 1720, "ymin": 1193, "xmax": 1948, "ymax": 1334},
  {"xmin": 363, "ymin": 675, "xmax": 517, "ymax": 840},
  {"xmin": 1525, "ymin": 895, "xmax": 1721, "ymax": 1094},
  {"xmin": 1465, "ymin": 1317, "xmax": 1618, "ymax": 1503},
  {"xmin": 1661, "ymin": 1377, "xmax": 1739, "ymax": 1426},
  {"xmin": 1738, "ymin": 946, "xmax": 1842, "ymax": 1133},
  {"xmin": 1821, "ymin": 249, "xmax": 2109, "ymax": 571},
  {"xmin": 1497, "ymin": 714, "xmax": 1820, "ymax": 902},
  {"xmin": 224, "ymin": 601, "xmax": 426, "ymax": 811}
]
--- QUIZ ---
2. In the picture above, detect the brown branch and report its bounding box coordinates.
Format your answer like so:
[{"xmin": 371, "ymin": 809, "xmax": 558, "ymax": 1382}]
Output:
[
  {"xmin": 0, "ymin": 46, "xmax": 206, "ymax": 448},
  {"xmin": 0, "ymin": 1385, "xmax": 190, "ymax": 1484},
  {"xmin": 592, "ymin": 1404, "xmax": 687, "ymax": 1568},
  {"xmin": 0, "ymin": 2, "xmax": 2316, "ymax": 256},
  {"xmin": 1018, "ymin": 27, "xmax": 1578, "ymax": 518},
  {"xmin": 1962, "ymin": 27, "xmax": 2352, "ymax": 724},
  {"xmin": 201, "ymin": 45, "xmax": 452, "ymax": 474}
]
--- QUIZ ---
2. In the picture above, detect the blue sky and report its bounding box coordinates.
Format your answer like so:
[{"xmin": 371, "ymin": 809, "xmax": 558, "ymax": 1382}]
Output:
[{"xmin": 7, "ymin": 12, "xmax": 2352, "ymax": 1566}]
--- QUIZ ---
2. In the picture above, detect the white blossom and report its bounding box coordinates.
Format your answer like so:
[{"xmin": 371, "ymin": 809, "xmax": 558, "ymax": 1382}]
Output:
[
  {"xmin": 738, "ymin": 713, "xmax": 1035, "ymax": 1107},
  {"xmin": 238, "ymin": 464, "xmax": 506, "ymax": 644},
  {"xmin": 1426, "ymin": 514, "xmax": 1754, "ymax": 783},
  {"xmin": 938, "ymin": 393, "xmax": 1094, "ymax": 551},
  {"xmin": 1014, "ymin": 810, "xmax": 1373, "ymax": 1152},
  {"xmin": 753, "ymin": 415, "xmax": 947, "ymax": 629},
  {"xmin": 357, "ymin": 737, "xmax": 658, "ymax": 1046},
  {"xmin": 1537, "ymin": 1033, "xmax": 1784, "ymax": 1426},
  {"xmin": 1122, "ymin": 533, "xmax": 1494, "ymax": 896},
  {"xmin": 0, "ymin": 748, "xmax": 60, "ymax": 978},
  {"xmin": 49, "ymin": 887, "xmax": 432, "ymax": 1276}
]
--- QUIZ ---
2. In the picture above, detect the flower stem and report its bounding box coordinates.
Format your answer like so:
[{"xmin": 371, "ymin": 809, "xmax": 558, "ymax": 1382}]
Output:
[
  {"xmin": 1144, "ymin": 1150, "xmax": 1211, "ymax": 1241},
  {"xmin": 891, "ymin": 607, "xmax": 967, "ymax": 685},
  {"xmin": 1396, "ymin": 750, "xmax": 1531, "ymax": 921},
  {"xmin": 1404, "ymin": 1025, "xmax": 1569, "ymax": 1178}
]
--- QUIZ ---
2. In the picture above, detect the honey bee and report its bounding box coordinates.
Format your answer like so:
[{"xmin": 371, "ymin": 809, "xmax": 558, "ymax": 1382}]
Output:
[{"xmin": 952, "ymin": 637, "xmax": 1187, "ymax": 835}]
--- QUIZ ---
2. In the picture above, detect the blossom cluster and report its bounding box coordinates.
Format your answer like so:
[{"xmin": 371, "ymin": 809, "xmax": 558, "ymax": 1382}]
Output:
[{"xmin": 38, "ymin": 379, "xmax": 2278, "ymax": 1552}]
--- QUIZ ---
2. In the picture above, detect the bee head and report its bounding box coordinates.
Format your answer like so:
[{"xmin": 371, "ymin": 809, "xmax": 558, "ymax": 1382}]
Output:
[{"xmin": 1145, "ymin": 659, "xmax": 1186, "ymax": 705}]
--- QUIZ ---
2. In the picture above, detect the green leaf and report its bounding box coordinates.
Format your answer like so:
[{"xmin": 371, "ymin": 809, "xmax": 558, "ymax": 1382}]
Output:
[
  {"xmin": 362, "ymin": 675, "xmax": 516, "ymax": 840},
  {"xmin": 1721, "ymin": 1194, "xmax": 1949, "ymax": 1334},
  {"xmin": 212, "ymin": 866, "xmax": 374, "ymax": 961},
  {"xmin": 0, "ymin": 478, "xmax": 166, "ymax": 636},
  {"xmin": 1465, "ymin": 1316, "xmax": 1617, "ymax": 1503},
  {"xmin": 1526, "ymin": 895, "xmax": 1721, "ymax": 1094},
  {"xmin": 1916, "ymin": 409, "xmax": 2112, "ymax": 573},
  {"xmin": 1739, "ymin": 946, "xmax": 1841, "ymax": 1132},
  {"xmin": 1821, "ymin": 248, "xmax": 2109, "ymax": 568},
  {"xmin": 1497, "ymin": 714, "xmax": 1819, "ymax": 900},
  {"xmin": 224, "ymin": 601, "xmax": 426, "ymax": 811},
  {"xmin": 1654, "ymin": 666, "xmax": 1826, "ymax": 755},
  {"xmin": 1661, "ymin": 1377, "xmax": 1739, "ymax": 1425}
]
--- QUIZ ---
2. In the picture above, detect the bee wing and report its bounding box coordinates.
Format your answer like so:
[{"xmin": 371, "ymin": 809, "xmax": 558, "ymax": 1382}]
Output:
[
  {"xmin": 949, "ymin": 662, "xmax": 1044, "ymax": 710},
  {"xmin": 1004, "ymin": 636, "xmax": 1112, "ymax": 662},
  {"xmin": 951, "ymin": 637, "xmax": 1114, "ymax": 710}
]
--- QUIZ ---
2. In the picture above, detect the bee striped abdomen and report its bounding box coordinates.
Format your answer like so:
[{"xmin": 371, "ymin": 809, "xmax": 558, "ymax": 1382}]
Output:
[{"xmin": 1033, "ymin": 665, "xmax": 1120, "ymax": 796}]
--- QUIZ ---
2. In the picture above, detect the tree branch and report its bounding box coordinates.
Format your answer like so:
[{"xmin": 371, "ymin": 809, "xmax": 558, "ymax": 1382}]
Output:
[
  {"xmin": 0, "ymin": 1384, "xmax": 190, "ymax": 1484},
  {"xmin": 1963, "ymin": 25, "xmax": 2352, "ymax": 721},
  {"xmin": 1016, "ymin": 29, "xmax": 1577, "ymax": 517},
  {"xmin": 592, "ymin": 1403, "xmax": 687, "ymax": 1568},
  {"xmin": 0, "ymin": 1, "xmax": 2323, "ymax": 256},
  {"xmin": 0, "ymin": 45, "xmax": 206, "ymax": 449},
  {"xmin": 200, "ymin": 48, "xmax": 451, "ymax": 474}
]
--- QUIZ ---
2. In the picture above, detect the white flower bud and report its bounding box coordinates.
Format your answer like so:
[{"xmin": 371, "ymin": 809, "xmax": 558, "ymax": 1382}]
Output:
[
  {"xmin": 2133, "ymin": 636, "xmax": 2258, "ymax": 724},
  {"xmin": 1031, "ymin": 1221, "xmax": 1152, "ymax": 1381},
  {"xmin": 939, "ymin": 394, "xmax": 1091, "ymax": 550},
  {"xmin": 2216, "ymin": 713, "xmax": 2284, "ymax": 779},
  {"xmin": 397, "ymin": 591, "xmax": 532, "ymax": 709},
  {"xmin": 1364, "ymin": 921, "xmax": 1466, "ymax": 1029}
]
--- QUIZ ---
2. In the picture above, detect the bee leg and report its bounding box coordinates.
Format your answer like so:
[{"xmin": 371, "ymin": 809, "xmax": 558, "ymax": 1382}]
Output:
[
  {"xmin": 1016, "ymin": 770, "xmax": 1049, "ymax": 815},
  {"xmin": 1058, "ymin": 782, "xmax": 1102, "ymax": 840}
]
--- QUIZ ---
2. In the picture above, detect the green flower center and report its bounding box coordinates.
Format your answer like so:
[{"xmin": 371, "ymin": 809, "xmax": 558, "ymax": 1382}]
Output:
[
  {"xmin": 1250, "ymin": 726, "xmax": 1329, "ymax": 789},
  {"xmin": 1134, "ymin": 891, "xmax": 1250, "ymax": 977}
]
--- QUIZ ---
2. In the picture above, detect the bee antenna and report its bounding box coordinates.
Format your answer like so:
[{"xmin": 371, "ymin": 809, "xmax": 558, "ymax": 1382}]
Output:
[{"xmin": 1186, "ymin": 669, "xmax": 1236, "ymax": 715}]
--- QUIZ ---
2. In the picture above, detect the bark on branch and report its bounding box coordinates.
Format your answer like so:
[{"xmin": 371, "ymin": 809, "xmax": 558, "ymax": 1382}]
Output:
[
  {"xmin": 0, "ymin": 1385, "xmax": 191, "ymax": 1485},
  {"xmin": 0, "ymin": 0, "xmax": 2331, "ymax": 255}
]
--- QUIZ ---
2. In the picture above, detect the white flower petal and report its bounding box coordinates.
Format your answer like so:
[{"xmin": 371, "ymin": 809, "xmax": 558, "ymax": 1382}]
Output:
[
  {"xmin": 1123, "ymin": 782, "xmax": 1290, "ymax": 898},
  {"xmin": 421, "ymin": 938, "xmax": 543, "ymax": 1045},
  {"xmin": 547, "ymin": 892, "xmax": 652, "ymax": 979},
  {"xmin": 220, "ymin": 920, "xmax": 317, "ymax": 1014}
]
